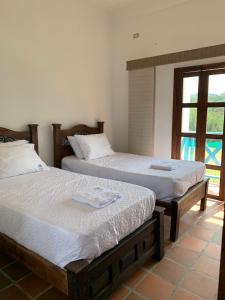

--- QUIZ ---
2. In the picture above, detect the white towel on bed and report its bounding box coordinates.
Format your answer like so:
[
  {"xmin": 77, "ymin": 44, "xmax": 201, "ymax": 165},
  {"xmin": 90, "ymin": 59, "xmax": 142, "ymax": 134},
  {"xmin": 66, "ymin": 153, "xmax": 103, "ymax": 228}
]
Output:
[
  {"xmin": 150, "ymin": 164, "xmax": 174, "ymax": 171},
  {"xmin": 72, "ymin": 186, "xmax": 122, "ymax": 209}
]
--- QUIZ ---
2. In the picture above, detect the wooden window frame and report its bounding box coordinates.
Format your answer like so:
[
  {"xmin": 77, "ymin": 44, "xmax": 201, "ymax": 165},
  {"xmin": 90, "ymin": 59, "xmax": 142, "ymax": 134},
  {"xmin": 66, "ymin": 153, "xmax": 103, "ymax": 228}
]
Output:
[{"xmin": 172, "ymin": 62, "xmax": 225, "ymax": 201}]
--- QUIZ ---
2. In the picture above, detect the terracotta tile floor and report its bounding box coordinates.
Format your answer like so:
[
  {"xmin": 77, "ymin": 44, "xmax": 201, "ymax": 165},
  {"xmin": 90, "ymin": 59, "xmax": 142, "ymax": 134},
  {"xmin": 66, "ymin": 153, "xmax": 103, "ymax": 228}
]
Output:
[{"xmin": 0, "ymin": 199, "xmax": 223, "ymax": 300}]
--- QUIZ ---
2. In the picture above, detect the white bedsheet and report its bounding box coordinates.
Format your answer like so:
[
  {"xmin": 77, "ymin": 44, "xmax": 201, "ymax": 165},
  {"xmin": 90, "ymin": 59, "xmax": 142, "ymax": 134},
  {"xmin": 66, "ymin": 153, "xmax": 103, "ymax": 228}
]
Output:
[
  {"xmin": 62, "ymin": 153, "xmax": 205, "ymax": 201},
  {"xmin": 0, "ymin": 168, "xmax": 155, "ymax": 268}
]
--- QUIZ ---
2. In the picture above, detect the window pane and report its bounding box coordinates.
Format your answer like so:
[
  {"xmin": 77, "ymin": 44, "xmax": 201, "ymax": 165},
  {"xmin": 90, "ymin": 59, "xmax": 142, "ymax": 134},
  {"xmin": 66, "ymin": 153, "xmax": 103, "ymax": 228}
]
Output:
[
  {"xmin": 182, "ymin": 76, "xmax": 199, "ymax": 103},
  {"xmin": 208, "ymin": 74, "xmax": 225, "ymax": 103},
  {"xmin": 205, "ymin": 169, "xmax": 220, "ymax": 196},
  {"xmin": 181, "ymin": 108, "xmax": 197, "ymax": 133},
  {"xmin": 181, "ymin": 137, "xmax": 196, "ymax": 161},
  {"xmin": 206, "ymin": 107, "xmax": 224, "ymax": 134},
  {"xmin": 205, "ymin": 139, "xmax": 222, "ymax": 166}
]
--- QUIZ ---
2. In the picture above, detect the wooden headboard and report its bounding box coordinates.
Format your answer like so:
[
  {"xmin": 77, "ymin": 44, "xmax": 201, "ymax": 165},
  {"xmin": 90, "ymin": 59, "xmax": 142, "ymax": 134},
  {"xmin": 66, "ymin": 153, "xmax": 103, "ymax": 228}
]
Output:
[
  {"xmin": 52, "ymin": 122, "xmax": 104, "ymax": 168},
  {"xmin": 0, "ymin": 124, "xmax": 39, "ymax": 153}
]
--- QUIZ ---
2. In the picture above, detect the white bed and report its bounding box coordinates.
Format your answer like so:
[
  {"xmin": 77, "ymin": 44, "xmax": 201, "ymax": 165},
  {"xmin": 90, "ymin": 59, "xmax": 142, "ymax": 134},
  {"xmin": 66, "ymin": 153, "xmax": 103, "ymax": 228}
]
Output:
[
  {"xmin": 0, "ymin": 167, "xmax": 155, "ymax": 268},
  {"xmin": 62, "ymin": 152, "xmax": 205, "ymax": 201}
]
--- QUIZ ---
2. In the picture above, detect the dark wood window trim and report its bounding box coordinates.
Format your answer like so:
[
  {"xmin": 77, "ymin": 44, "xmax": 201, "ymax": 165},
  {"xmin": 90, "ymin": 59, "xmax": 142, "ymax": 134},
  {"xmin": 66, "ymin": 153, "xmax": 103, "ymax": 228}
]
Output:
[
  {"xmin": 172, "ymin": 62, "xmax": 225, "ymax": 201},
  {"xmin": 127, "ymin": 43, "xmax": 225, "ymax": 70}
]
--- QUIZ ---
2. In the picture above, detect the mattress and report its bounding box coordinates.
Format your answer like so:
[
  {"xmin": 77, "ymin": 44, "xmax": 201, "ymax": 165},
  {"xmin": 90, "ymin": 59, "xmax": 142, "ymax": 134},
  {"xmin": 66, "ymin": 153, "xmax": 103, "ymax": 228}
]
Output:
[
  {"xmin": 62, "ymin": 153, "xmax": 206, "ymax": 201},
  {"xmin": 0, "ymin": 168, "xmax": 155, "ymax": 268}
]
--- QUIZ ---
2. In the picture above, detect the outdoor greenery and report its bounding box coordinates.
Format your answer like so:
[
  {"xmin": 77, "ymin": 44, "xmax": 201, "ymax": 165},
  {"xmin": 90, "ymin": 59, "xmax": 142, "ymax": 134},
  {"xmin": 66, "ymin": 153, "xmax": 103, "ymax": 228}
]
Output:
[
  {"xmin": 189, "ymin": 93, "xmax": 225, "ymax": 132},
  {"xmin": 182, "ymin": 92, "xmax": 224, "ymax": 194}
]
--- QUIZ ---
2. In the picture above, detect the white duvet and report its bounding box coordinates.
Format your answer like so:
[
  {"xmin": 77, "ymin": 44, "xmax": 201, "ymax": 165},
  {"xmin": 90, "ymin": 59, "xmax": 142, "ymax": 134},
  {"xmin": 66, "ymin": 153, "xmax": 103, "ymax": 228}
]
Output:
[
  {"xmin": 0, "ymin": 168, "xmax": 155, "ymax": 268},
  {"xmin": 62, "ymin": 153, "xmax": 205, "ymax": 201}
]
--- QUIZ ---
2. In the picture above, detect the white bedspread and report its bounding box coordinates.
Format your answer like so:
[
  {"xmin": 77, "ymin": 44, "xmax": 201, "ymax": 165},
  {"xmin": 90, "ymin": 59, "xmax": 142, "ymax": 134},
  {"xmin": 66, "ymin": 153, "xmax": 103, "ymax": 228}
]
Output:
[
  {"xmin": 0, "ymin": 168, "xmax": 155, "ymax": 268},
  {"xmin": 62, "ymin": 153, "xmax": 205, "ymax": 201}
]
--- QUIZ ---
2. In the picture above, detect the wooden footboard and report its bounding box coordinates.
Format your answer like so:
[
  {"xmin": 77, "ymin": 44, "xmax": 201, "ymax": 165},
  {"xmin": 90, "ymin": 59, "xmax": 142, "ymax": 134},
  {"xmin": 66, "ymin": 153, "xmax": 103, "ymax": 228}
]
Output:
[
  {"xmin": 157, "ymin": 178, "xmax": 209, "ymax": 241},
  {"xmin": 66, "ymin": 207, "xmax": 164, "ymax": 300},
  {"xmin": 0, "ymin": 207, "xmax": 164, "ymax": 300}
]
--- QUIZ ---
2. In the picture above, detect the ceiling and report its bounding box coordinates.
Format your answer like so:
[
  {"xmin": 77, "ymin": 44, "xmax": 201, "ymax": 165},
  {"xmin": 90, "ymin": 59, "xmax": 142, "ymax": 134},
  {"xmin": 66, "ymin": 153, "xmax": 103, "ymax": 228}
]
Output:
[
  {"xmin": 90, "ymin": 0, "xmax": 135, "ymax": 9},
  {"xmin": 91, "ymin": 0, "xmax": 190, "ymax": 11}
]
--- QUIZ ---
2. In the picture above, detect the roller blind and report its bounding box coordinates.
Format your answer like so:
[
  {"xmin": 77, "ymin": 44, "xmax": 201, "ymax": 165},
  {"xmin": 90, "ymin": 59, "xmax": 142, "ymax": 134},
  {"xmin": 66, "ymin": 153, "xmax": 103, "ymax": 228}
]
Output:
[{"xmin": 128, "ymin": 67, "xmax": 155, "ymax": 155}]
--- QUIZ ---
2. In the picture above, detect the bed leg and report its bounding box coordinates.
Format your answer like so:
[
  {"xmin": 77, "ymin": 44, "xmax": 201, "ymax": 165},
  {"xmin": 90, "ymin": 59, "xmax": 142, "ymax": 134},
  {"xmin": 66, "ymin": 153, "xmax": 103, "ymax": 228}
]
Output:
[
  {"xmin": 200, "ymin": 180, "xmax": 208, "ymax": 211},
  {"xmin": 153, "ymin": 206, "xmax": 165, "ymax": 260},
  {"xmin": 170, "ymin": 202, "xmax": 180, "ymax": 242},
  {"xmin": 200, "ymin": 196, "xmax": 207, "ymax": 211},
  {"xmin": 66, "ymin": 260, "xmax": 90, "ymax": 300}
]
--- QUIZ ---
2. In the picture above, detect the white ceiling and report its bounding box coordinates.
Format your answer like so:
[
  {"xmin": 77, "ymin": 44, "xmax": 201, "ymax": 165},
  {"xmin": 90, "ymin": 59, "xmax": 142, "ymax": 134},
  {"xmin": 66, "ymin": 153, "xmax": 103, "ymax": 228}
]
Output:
[
  {"xmin": 91, "ymin": 0, "xmax": 135, "ymax": 9},
  {"xmin": 91, "ymin": 0, "xmax": 190, "ymax": 11}
]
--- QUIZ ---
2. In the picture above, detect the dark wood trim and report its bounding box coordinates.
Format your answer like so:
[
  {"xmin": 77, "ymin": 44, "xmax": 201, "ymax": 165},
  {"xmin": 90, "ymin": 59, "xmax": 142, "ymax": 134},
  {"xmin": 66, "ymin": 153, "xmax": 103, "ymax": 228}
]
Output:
[
  {"xmin": 127, "ymin": 44, "xmax": 225, "ymax": 70},
  {"xmin": 0, "ymin": 124, "xmax": 39, "ymax": 153},
  {"xmin": 205, "ymin": 164, "xmax": 221, "ymax": 171},
  {"xmin": 0, "ymin": 207, "xmax": 164, "ymax": 299},
  {"xmin": 52, "ymin": 122, "xmax": 104, "ymax": 168},
  {"xmin": 172, "ymin": 62, "xmax": 225, "ymax": 201},
  {"xmin": 218, "ymin": 203, "xmax": 225, "ymax": 300}
]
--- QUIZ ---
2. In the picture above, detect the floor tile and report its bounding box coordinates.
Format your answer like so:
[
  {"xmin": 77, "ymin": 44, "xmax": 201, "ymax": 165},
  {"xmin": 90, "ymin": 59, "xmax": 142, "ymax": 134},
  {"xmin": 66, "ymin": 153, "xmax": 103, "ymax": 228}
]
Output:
[
  {"xmin": 0, "ymin": 272, "xmax": 11, "ymax": 290},
  {"xmin": 181, "ymin": 211, "xmax": 201, "ymax": 225},
  {"xmin": 166, "ymin": 246, "xmax": 199, "ymax": 266},
  {"xmin": 0, "ymin": 252, "xmax": 14, "ymax": 269},
  {"xmin": 126, "ymin": 293, "xmax": 144, "ymax": 300},
  {"xmin": 212, "ymin": 229, "xmax": 222, "ymax": 245},
  {"xmin": 136, "ymin": 273, "xmax": 174, "ymax": 300},
  {"xmin": 179, "ymin": 221, "xmax": 190, "ymax": 236},
  {"xmin": 189, "ymin": 225, "xmax": 215, "ymax": 241},
  {"xmin": 125, "ymin": 269, "xmax": 146, "ymax": 288},
  {"xmin": 3, "ymin": 262, "xmax": 30, "ymax": 281},
  {"xmin": 36, "ymin": 287, "xmax": 68, "ymax": 300},
  {"xmin": 204, "ymin": 243, "xmax": 221, "ymax": 260},
  {"xmin": 18, "ymin": 273, "xmax": 50, "ymax": 297},
  {"xmin": 197, "ymin": 218, "xmax": 221, "ymax": 231},
  {"xmin": 108, "ymin": 286, "xmax": 129, "ymax": 300},
  {"xmin": 192, "ymin": 255, "xmax": 220, "ymax": 279},
  {"xmin": 152, "ymin": 258, "xmax": 186, "ymax": 284},
  {"xmin": 179, "ymin": 236, "xmax": 207, "ymax": 252},
  {"xmin": 0, "ymin": 286, "xmax": 29, "ymax": 300},
  {"xmin": 181, "ymin": 270, "xmax": 218, "ymax": 300},
  {"xmin": 171, "ymin": 288, "xmax": 203, "ymax": 300}
]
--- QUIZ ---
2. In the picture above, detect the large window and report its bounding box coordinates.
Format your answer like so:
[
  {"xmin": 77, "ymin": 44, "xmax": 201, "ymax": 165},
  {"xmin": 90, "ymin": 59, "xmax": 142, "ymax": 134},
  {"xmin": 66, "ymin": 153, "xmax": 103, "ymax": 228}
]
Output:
[{"xmin": 172, "ymin": 62, "xmax": 225, "ymax": 201}]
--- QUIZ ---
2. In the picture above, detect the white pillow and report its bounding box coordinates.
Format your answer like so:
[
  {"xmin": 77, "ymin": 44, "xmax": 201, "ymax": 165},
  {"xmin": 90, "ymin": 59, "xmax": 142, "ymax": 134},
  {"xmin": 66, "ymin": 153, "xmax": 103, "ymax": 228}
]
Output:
[
  {"xmin": 75, "ymin": 133, "xmax": 114, "ymax": 160},
  {"xmin": 0, "ymin": 140, "xmax": 28, "ymax": 147},
  {"xmin": 0, "ymin": 143, "xmax": 49, "ymax": 179},
  {"xmin": 67, "ymin": 136, "xmax": 84, "ymax": 159}
]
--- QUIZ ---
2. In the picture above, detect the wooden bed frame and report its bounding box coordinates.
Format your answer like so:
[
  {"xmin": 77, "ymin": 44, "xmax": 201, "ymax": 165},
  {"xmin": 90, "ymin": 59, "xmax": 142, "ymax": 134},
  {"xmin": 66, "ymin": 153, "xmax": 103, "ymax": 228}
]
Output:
[
  {"xmin": 52, "ymin": 122, "xmax": 209, "ymax": 242},
  {"xmin": 0, "ymin": 124, "xmax": 165, "ymax": 300}
]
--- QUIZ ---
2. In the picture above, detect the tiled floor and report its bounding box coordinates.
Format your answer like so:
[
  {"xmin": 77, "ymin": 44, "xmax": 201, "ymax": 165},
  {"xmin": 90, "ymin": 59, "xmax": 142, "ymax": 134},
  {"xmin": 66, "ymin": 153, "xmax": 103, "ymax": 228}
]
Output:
[{"xmin": 0, "ymin": 199, "xmax": 223, "ymax": 300}]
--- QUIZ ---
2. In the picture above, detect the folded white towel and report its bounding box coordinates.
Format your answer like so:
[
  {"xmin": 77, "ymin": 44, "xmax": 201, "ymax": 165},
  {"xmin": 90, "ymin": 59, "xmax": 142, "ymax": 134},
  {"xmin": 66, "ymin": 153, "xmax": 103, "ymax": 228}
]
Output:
[
  {"xmin": 150, "ymin": 164, "xmax": 174, "ymax": 171},
  {"xmin": 72, "ymin": 186, "xmax": 122, "ymax": 209}
]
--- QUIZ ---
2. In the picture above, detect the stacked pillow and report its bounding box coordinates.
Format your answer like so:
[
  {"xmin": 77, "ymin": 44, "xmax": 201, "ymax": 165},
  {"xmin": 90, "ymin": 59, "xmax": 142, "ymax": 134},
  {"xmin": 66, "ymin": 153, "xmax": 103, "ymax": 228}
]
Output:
[
  {"xmin": 0, "ymin": 141, "xmax": 49, "ymax": 179},
  {"xmin": 68, "ymin": 133, "xmax": 114, "ymax": 160}
]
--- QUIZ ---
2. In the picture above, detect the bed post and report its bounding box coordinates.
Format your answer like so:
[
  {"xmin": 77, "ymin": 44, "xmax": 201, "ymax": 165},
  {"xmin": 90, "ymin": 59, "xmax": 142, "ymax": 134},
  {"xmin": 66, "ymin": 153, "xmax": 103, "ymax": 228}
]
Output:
[
  {"xmin": 52, "ymin": 123, "xmax": 62, "ymax": 168},
  {"xmin": 153, "ymin": 206, "xmax": 165, "ymax": 260},
  {"xmin": 97, "ymin": 121, "xmax": 104, "ymax": 133},
  {"xmin": 66, "ymin": 260, "xmax": 89, "ymax": 300},
  {"xmin": 28, "ymin": 124, "xmax": 39, "ymax": 153},
  {"xmin": 200, "ymin": 178, "xmax": 208, "ymax": 211},
  {"xmin": 170, "ymin": 201, "xmax": 180, "ymax": 242}
]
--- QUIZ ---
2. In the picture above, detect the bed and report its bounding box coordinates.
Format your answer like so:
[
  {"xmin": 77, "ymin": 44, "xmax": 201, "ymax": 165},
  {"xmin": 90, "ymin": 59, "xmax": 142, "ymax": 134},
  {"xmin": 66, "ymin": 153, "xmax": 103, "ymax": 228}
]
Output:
[
  {"xmin": 0, "ymin": 124, "xmax": 164, "ymax": 300},
  {"xmin": 52, "ymin": 122, "xmax": 208, "ymax": 242}
]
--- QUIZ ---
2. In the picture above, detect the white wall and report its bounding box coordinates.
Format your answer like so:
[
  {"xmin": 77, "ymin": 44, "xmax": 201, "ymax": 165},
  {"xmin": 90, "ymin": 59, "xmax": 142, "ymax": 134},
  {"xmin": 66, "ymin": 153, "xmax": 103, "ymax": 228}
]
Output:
[
  {"xmin": 111, "ymin": 0, "xmax": 225, "ymax": 153},
  {"xmin": 0, "ymin": 0, "xmax": 111, "ymax": 165}
]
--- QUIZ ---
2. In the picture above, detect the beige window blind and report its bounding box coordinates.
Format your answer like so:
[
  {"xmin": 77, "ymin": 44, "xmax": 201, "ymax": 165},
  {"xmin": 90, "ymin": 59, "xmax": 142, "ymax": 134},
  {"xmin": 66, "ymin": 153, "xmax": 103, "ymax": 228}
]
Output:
[{"xmin": 128, "ymin": 67, "xmax": 155, "ymax": 155}]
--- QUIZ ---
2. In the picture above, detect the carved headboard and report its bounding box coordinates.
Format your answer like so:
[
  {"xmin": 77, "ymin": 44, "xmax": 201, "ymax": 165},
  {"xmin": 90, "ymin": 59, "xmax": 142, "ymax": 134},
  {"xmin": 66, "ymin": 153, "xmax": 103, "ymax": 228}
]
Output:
[
  {"xmin": 0, "ymin": 125, "xmax": 39, "ymax": 153},
  {"xmin": 52, "ymin": 122, "xmax": 104, "ymax": 168}
]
